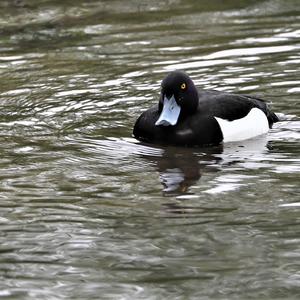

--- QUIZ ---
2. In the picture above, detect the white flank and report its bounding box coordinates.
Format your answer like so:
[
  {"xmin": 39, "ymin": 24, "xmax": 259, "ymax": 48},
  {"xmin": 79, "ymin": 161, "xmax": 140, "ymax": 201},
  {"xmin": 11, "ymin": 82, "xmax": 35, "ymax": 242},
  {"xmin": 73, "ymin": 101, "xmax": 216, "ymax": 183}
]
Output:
[{"xmin": 215, "ymin": 108, "xmax": 269, "ymax": 143}]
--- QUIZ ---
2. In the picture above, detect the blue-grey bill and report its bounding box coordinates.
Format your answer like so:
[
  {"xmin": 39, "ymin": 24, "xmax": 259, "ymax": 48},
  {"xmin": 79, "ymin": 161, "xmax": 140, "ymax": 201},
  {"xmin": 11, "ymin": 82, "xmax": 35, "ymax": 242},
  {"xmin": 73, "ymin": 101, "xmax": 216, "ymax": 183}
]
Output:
[{"xmin": 155, "ymin": 95, "xmax": 181, "ymax": 126}]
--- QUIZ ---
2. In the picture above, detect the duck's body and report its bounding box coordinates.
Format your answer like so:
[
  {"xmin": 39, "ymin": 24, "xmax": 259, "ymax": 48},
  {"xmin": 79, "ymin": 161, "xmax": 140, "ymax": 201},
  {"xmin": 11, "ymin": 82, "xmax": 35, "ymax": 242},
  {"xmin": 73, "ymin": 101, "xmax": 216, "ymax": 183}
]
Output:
[{"xmin": 133, "ymin": 71, "xmax": 278, "ymax": 147}]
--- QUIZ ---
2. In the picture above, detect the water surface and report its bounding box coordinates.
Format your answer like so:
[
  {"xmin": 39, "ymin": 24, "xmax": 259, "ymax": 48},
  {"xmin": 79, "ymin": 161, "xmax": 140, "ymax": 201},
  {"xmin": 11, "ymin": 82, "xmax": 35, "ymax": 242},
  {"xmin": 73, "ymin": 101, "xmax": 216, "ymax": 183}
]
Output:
[{"xmin": 0, "ymin": 0, "xmax": 299, "ymax": 299}]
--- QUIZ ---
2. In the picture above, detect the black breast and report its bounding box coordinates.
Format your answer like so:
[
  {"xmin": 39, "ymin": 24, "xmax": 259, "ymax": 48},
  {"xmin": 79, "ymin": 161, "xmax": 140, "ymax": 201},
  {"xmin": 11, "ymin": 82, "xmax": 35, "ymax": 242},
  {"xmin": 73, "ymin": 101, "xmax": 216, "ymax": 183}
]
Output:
[{"xmin": 133, "ymin": 105, "xmax": 223, "ymax": 146}]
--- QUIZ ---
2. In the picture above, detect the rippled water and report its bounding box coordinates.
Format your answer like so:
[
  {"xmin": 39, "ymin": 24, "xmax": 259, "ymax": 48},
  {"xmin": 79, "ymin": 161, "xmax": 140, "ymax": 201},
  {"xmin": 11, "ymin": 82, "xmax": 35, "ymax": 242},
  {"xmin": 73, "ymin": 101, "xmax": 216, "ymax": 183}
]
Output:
[{"xmin": 0, "ymin": 0, "xmax": 299, "ymax": 299}]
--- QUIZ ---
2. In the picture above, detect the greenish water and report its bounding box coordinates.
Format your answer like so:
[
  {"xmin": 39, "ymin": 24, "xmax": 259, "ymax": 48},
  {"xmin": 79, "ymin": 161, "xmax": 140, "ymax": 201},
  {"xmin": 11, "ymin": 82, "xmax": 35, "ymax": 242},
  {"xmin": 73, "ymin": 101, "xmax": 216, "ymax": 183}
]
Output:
[{"xmin": 0, "ymin": 0, "xmax": 299, "ymax": 299}]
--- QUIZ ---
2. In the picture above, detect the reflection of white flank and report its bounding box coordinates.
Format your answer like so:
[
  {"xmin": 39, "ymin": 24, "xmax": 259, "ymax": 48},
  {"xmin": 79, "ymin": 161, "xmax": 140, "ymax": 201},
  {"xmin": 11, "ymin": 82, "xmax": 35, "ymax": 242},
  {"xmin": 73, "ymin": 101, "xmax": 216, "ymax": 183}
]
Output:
[
  {"xmin": 215, "ymin": 108, "xmax": 269, "ymax": 143},
  {"xmin": 160, "ymin": 168, "xmax": 185, "ymax": 192}
]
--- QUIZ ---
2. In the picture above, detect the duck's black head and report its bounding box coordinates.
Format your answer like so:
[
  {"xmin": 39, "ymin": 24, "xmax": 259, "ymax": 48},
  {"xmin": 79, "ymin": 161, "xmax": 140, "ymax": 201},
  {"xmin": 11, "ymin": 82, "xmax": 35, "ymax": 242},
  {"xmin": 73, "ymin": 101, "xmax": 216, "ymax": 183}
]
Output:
[{"xmin": 156, "ymin": 71, "xmax": 198, "ymax": 126}]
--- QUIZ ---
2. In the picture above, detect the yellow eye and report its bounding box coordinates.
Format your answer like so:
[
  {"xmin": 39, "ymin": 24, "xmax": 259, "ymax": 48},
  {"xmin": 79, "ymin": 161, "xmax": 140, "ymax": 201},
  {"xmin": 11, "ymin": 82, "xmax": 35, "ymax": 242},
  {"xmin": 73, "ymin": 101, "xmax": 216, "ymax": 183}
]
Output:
[{"xmin": 181, "ymin": 83, "xmax": 186, "ymax": 90}]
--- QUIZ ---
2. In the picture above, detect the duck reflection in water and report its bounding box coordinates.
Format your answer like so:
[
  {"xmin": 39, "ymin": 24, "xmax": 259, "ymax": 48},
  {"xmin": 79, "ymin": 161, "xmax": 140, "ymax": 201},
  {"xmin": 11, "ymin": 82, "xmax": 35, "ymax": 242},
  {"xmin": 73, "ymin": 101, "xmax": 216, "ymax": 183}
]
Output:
[
  {"xmin": 139, "ymin": 135, "xmax": 271, "ymax": 196},
  {"xmin": 148, "ymin": 145, "xmax": 223, "ymax": 195}
]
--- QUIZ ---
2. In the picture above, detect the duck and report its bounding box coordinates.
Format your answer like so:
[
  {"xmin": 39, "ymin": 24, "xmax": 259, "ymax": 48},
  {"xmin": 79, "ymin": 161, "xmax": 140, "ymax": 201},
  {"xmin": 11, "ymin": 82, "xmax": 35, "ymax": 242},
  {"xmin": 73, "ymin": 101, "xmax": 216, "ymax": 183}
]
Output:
[{"xmin": 133, "ymin": 70, "xmax": 278, "ymax": 147}]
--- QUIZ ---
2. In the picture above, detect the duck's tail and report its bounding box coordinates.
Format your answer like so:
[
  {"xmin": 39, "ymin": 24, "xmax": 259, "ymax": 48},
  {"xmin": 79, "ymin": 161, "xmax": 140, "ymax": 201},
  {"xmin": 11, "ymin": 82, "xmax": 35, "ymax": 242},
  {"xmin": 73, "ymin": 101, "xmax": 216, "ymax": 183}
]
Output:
[{"xmin": 266, "ymin": 109, "xmax": 279, "ymax": 127}]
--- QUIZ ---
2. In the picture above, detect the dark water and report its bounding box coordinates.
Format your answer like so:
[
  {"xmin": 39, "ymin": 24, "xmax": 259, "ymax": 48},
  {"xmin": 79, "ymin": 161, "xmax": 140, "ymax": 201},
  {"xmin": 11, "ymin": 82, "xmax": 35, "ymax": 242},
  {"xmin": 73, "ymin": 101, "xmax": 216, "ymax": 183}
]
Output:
[{"xmin": 0, "ymin": 0, "xmax": 299, "ymax": 299}]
